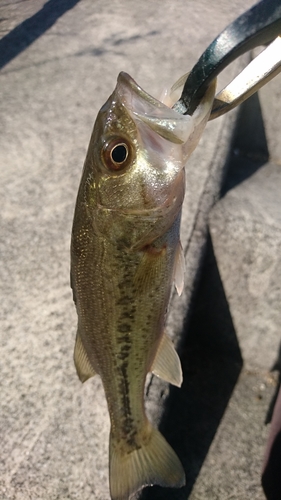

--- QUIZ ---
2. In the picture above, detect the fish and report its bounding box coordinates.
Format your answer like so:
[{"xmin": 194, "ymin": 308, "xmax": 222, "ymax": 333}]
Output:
[{"xmin": 71, "ymin": 71, "xmax": 216, "ymax": 500}]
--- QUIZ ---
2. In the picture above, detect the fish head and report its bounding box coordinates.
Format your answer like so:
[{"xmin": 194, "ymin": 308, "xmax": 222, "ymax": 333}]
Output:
[{"xmin": 82, "ymin": 72, "xmax": 215, "ymax": 248}]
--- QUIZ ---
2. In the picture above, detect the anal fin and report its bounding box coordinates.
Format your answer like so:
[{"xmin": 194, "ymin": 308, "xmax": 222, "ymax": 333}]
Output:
[
  {"xmin": 74, "ymin": 332, "xmax": 97, "ymax": 383},
  {"xmin": 151, "ymin": 333, "xmax": 183, "ymax": 388}
]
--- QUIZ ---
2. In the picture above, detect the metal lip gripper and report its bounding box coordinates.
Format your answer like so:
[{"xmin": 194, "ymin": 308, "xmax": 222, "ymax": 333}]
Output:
[{"xmin": 173, "ymin": 0, "xmax": 281, "ymax": 119}]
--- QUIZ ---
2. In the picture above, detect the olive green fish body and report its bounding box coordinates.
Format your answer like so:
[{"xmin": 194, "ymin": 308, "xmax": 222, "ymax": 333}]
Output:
[
  {"xmin": 71, "ymin": 72, "xmax": 216, "ymax": 500},
  {"xmin": 72, "ymin": 211, "xmax": 181, "ymax": 440}
]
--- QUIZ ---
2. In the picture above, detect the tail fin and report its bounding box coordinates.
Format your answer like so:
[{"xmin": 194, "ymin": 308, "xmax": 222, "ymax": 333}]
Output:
[{"xmin": 109, "ymin": 425, "xmax": 185, "ymax": 500}]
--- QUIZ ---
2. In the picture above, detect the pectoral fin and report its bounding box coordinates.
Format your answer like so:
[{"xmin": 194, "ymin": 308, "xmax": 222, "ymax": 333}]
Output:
[
  {"xmin": 74, "ymin": 332, "xmax": 97, "ymax": 383},
  {"xmin": 151, "ymin": 333, "xmax": 183, "ymax": 388},
  {"xmin": 134, "ymin": 245, "xmax": 167, "ymax": 293},
  {"xmin": 174, "ymin": 241, "xmax": 185, "ymax": 296}
]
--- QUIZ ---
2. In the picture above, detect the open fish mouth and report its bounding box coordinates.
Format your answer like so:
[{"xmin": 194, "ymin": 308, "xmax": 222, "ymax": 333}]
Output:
[{"xmin": 116, "ymin": 72, "xmax": 195, "ymax": 145}]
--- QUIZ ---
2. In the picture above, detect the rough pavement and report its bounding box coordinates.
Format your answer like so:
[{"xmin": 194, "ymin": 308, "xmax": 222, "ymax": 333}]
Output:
[
  {"xmin": 202, "ymin": 75, "xmax": 281, "ymax": 499},
  {"xmin": 1, "ymin": 1, "xmax": 277, "ymax": 500}
]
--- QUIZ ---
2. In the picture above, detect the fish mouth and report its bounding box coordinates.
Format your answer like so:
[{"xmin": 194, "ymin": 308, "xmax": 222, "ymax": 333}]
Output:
[
  {"xmin": 116, "ymin": 71, "xmax": 217, "ymax": 164},
  {"xmin": 116, "ymin": 72, "xmax": 194, "ymax": 145}
]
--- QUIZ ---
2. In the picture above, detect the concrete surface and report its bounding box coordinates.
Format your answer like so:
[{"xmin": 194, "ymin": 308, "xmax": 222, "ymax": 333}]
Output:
[
  {"xmin": 197, "ymin": 77, "xmax": 281, "ymax": 500},
  {"xmin": 1, "ymin": 1, "xmax": 277, "ymax": 500},
  {"xmin": 189, "ymin": 370, "xmax": 277, "ymax": 500},
  {"xmin": 257, "ymin": 52, "xmax": 281, "ymax": 165},
  {"xmin": 209, "ymin": 159, "xmax": 281, "ymax": 370},
  {"xmin": 192, "ymin": 80, "xmax": 281, "ymax": 498},
  {"xmin": 209, "ymin": 75, "xmax": 281, "ymax": 371}
]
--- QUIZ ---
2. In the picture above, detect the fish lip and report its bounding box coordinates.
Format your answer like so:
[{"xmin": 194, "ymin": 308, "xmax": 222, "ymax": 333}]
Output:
[
  {"xmin": 117, "ymin": 72, "xmax": 162, "ymax": 109},
  {"xmin": 116, "ymin": 72, "xmax": 194, "ymax": 144}
]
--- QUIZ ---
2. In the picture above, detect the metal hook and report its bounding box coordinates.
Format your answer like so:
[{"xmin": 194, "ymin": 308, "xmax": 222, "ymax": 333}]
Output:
[{"xmin": 173, "ymin": 0, "xmax": 281, "ymax": 116}]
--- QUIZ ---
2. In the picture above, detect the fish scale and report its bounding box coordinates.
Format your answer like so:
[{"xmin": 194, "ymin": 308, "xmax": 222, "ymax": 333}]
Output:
[{"xmin": 94, "ymin": 241, "xmax": 171, "ymax": 441}]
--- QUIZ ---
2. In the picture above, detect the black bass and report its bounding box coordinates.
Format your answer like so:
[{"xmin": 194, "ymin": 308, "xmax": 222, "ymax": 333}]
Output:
[{"xmin": 71, "ymin": 72, "xmax": 216, "ymax": 500}]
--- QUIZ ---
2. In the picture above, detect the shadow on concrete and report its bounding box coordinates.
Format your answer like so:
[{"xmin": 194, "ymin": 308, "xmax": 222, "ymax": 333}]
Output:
[
  {"xmin": 262, "ymin": 371, "xmax": 281, "ymax": 500},
  {"xmin": 221, "ymin": 91, "xmax": 269, "ymax": 197},
  {"xmin": 265, "ymin": 343, "xmax": 281, "ymax": 426},
  {"xmin": 0, "ymin": 0, "xmax": 81, "ymax": 70},
  {"xmin": 140, "ymin": 235, "xmax": 243, "ymax": 499},
  {"xmin": 262, "ymin": 430, "xmax": 281, "ymax": 500}
]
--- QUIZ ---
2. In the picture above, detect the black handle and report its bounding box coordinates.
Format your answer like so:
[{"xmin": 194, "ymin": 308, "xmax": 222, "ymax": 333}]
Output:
[{"xmin": 173, "ymin": 0, "xmax": 281, "ymax": 115}]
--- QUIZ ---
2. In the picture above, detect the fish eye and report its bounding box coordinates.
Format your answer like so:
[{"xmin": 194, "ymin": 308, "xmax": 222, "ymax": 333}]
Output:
[
  {"xmin": 111, "ymin": 144, "xmax": 128, "ymax": 164},
  {"xmin": 102, "ymin": 137, "xmax": 133, "ymax": 171}
]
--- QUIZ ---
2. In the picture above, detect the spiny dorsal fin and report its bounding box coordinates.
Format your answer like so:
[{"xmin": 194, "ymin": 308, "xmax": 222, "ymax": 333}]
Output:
[
  {"xmin": 174, "ymin": 241, "xmax": 185, "ymax": 296},
  {"xmin": 151, "ymin": 333, "xmax": 183, "ymax": 388},
  {"xmin": 74, "ymin": 332, "xmax": 97, "ymax": 383}
]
